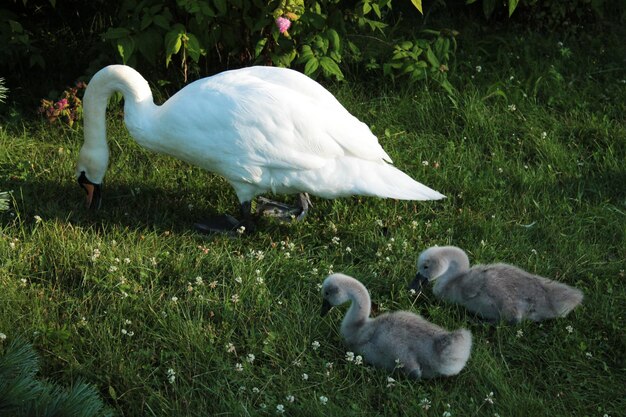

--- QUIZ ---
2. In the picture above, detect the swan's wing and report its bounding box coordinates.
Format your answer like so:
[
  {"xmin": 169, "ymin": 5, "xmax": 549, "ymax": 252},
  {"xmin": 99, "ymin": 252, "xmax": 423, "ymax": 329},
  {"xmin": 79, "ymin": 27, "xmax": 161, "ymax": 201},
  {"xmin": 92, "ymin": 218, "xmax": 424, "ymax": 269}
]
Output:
[{"xmin": 204, "ymin": 67, "xmax": 394, "ymax": 167}]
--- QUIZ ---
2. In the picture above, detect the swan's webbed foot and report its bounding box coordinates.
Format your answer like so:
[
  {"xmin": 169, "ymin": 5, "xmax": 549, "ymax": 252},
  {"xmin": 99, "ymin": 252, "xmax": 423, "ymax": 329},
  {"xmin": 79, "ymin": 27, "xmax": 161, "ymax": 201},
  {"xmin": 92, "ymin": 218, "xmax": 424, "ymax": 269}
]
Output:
[
  {"xmin": 256, "ymin": 193, "xmax": 312, "ymax": 222},
  {"xmin": 193, "ymin": 202, "xmax": 256, "ymax": 235}
]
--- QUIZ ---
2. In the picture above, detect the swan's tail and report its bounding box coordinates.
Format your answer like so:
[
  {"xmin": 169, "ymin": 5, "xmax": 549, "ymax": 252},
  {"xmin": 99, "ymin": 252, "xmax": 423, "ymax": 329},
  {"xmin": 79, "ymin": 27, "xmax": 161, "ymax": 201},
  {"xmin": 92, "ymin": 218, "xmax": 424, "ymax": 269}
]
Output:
[
  {"xmin": 546, "ymin": 281, "xmax": 584, "ymax": 317},
  {"xmin": 350, "ymin": 159, "xmax": 445, "ymax": 201},
  {"xmin": 433, "ymin": 329, "xmax": 472, "ymax": 376}
]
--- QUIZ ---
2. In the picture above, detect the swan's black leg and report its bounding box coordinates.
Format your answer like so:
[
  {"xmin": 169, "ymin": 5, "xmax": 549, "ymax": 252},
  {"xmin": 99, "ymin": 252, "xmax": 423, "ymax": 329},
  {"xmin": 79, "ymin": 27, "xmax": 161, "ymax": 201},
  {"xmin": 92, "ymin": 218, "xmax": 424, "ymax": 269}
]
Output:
[
  {"xmin": 256, "ymin": 193, "xmax": 312, "ymax": 221},
  {"xmin": 193, "ymin": 201, "xmax": 256, "ymax": 234}
]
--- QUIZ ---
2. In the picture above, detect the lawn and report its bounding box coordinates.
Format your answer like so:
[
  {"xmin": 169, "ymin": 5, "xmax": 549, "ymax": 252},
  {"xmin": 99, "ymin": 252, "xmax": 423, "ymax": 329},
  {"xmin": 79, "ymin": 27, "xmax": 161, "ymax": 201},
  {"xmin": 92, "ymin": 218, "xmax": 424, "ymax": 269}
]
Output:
[{"xmin": 1, "ymin": 26, "xmax": 625, "ymax": 416}]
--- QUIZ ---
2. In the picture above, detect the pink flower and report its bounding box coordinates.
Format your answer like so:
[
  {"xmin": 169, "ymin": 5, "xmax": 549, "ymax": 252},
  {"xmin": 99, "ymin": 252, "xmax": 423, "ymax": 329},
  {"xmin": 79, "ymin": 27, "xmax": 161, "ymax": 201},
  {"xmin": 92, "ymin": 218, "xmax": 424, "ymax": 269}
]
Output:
[
  {"xmin": 275, "ymin": 16, "xmax": 291, "ymax": 34},
  {"xmin": 55, "ymin": 98, "xmax": 68, "ymax": 109}
]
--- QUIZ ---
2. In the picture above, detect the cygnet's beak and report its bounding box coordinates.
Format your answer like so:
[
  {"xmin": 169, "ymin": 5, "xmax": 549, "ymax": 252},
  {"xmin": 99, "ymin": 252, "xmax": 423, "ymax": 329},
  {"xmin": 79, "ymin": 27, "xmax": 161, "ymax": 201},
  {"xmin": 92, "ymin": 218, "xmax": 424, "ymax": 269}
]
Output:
[
  {"xmin": 408, "ymin": 272, "xmax": 429, "ymax": 292},
  {"xmin": 78, "ymin": 171, "xmax": 102, "ymax": 210},
  {"xmin": 320, "ymin": 299, "xmax": 333, "ymax": 317}
]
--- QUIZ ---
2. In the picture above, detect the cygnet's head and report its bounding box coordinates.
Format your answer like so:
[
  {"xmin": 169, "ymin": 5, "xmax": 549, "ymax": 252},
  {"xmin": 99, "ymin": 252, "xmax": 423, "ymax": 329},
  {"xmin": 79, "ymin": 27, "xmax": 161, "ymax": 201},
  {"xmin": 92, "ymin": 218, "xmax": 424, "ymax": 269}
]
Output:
[
  {"xmin": 320, "ymin": 273, "xmax": 356, "ymax": 317},
  {"xmin": 409, "ymin": 246, "xmax": 453, "ymax": 291}
]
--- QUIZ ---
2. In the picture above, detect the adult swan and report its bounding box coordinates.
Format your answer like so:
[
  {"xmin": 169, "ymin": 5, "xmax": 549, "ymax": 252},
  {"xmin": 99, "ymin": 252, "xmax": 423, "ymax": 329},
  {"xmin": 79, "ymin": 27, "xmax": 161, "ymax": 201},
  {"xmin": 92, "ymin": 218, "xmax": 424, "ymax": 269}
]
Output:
[{"xmin": 77, "ymin": 65, "xmax": 444, "ymax": 232}]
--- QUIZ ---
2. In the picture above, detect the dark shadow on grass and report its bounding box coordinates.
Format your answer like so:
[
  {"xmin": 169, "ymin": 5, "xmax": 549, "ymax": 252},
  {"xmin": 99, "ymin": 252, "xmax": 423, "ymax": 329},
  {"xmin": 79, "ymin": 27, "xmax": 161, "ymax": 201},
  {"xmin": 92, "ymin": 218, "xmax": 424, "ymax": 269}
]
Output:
[{"xmin": 0, "ymin": 177, "xmax": 337, "ymax": 238}]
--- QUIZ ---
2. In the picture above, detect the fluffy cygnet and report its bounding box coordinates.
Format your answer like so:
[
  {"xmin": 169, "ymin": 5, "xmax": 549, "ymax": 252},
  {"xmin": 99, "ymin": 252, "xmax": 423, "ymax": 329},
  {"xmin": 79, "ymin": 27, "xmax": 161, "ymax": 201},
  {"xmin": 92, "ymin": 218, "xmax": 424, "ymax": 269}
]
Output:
[
  {"xmin": 410, "ymin": 246, "xmax": 584, "ymax": 324},
  {"xmin": 321, "ymin": 273, "xmax": 472, "ymax": 379}
]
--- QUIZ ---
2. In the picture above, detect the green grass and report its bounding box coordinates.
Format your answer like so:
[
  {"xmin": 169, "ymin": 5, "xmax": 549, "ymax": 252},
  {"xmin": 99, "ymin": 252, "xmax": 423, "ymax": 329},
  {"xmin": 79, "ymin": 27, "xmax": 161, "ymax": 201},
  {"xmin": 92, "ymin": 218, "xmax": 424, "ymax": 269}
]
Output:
[{"xmin": 1, "ymin": 27, "xmax": 625, "ymax": 416}]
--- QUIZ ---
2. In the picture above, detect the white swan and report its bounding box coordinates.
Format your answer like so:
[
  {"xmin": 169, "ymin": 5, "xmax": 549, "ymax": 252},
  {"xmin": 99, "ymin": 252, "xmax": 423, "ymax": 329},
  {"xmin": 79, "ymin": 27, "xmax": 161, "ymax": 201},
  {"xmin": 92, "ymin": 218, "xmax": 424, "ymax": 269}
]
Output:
[
  {"xmin": 321, "ymin": 273, "xmax": 472, "ymax": 379},
  {"xmin": 410, "ymin": 246, "xmax": 584, "ymax": 323},
  {"xmin": 76, "ymin": 65, "xmax": 444, "ymax": 232}
]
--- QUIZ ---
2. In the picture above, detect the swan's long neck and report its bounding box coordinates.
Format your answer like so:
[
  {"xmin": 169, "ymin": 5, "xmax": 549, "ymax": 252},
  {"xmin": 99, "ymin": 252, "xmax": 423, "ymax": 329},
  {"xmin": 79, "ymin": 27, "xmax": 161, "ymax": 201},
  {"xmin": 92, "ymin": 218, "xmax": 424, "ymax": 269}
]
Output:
[
  {"xmin": 432, "ymin": 247, "xmax": 470, "ymax": 295},
  {"xmin": 340, "ymin": 279, "xmax": 371, "ymax": 340},
  {"xmin": 78, "ymin": 65, "xmax": 155, "ymax": 183}
]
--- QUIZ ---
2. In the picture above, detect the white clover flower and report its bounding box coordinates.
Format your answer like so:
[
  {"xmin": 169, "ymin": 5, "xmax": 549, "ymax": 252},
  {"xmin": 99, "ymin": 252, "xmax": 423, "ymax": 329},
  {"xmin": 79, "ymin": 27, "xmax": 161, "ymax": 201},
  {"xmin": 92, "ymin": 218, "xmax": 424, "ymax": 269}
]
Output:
[
  {"xmin": 252, "ymin": 387, "xmax": 260, "ymax": 394},
  {"xmin": 331, "ymin": 236, "xmax": 340, "ymax": 245},
  {"xmin": 354, "ymin": 355, "xmax": 363, "ymax": 365},
  {"xmin": 566, "ymin": 325, "xmax": 573, "ymax": 333},
  {"xmin": 386, "ymin": 376, "xmax": 396, "ymax": 388},
  {"xmin": 420, "ymin": 398, "xmax": 431, "ymax": 410},
  {"xmin": 345, "ymin": 351, "xmax": 355, "ymax": 362},
  {"xmin": 276, "ymin": 404, "xmax": 285, "ymax": 414},
  {"xmin": 311, "ymin": 268, "xmax": 318, "ymax": 275},
  {"xmin": 301, "ymin": 373, "xmax": 309, "ymax": 380},
  {"xmin": 256, "ymin": 276, "xmax": 264, "ymax": 285},
  {"xmin": 345, "ymin": 246, "xmax": 352, "ymax": 253},
  {"xmin": 34, "ymin": 215, "xmax": 43, "ymax": 223},
  {"xmin": 585, "ymin": 352, "xmax": 593, "ymax": 359},
  {"xmin": 409, "ymin": 289, "xmax": 417, "ymax": 296},
  {"xmin": 375, "ymin": 219, "xmax": 384, "ymax": 227},
  {"xmin": 121, "ymin": 329, "xmax": 128, "ymax": 335},
  {"xmin": 150, "ymin": 257, "xmax": 157, "ymax": 266},
  {"xmin": 237, "ymin": 225, "xmax": 246, "ymax": 235},
  {"xmin": 541, "ymin": 131, "xmax": 547, "ymax": 139},
  {"xmin": 443, "ymin": 412, "xmax": 452, "ymax": 417},
  {"xmin": 476, "ymin": 65, "xmax": 482, "ymax": 72},
  {"xmin": 195, "ymin": 276, "xmax": 204, "ymax": 286},
  {"xmin": 167, "ymin": 368, "xmax": 176, "ymax": 384},
  {"xmin": 311, "ymin": 341, "xmax": 320, "ymax": 350},
  {"xmin": 394, "ymin": 359, "xmax": 404, "ymax": 368},
  {"xmin": 235, "ymin": 276, "xmax": 243, "ymax": 284},
  {"xmin": 20, "ymin": 278, "xmax": 27, "ymax": 287},
  {"xmin": 171, "ymin": 296, "xmax": 178, "ymax": 303},
  {"xmin": 484, "ymin": 391, "xmax": 495, "ymax": 404},
  {"xmin": 0, "ymin": 332, "xmax": 6, "ymax": 341},
  {"xmin": 246, "ymin": 353, "xmax": 255, "ymax": 363},
  {"xmin": 235, "ymin": 363, "xmax": 244, "ymax": 372},
  {"xmin": 318, "ymin": 396, "xmax": 328, "ymax": 405},
  {"xmin": 231, "ymin": 294, "xmax": 240, "ymax": 303},
  {"xmin": 508, "ymin": 104, "xmax": 517, "ymax": 112},
  {"xmin": 108, "ymin": 265, "xmax": 118, "ymax": 273},
  {"xmin": 325, "ymin": 362, "xmax": 333, "ymax": 369},
  {"xmin": 422, "ymin": 160, "xmax": 429, "ymax": 166},
  {"xmin": 226, "ymin": 342, "xmax": 236, "ymax": 353},
  {"xmin": 285, "ymin": 394, "xmax": 295, "ymax": 403},
  {"xmin": 516, "ymin": 329, "xmax": 523, "ymax": 338},
  {"xmin": 124, "ymin": 319, "xmax": 132, "ymax": 325}
]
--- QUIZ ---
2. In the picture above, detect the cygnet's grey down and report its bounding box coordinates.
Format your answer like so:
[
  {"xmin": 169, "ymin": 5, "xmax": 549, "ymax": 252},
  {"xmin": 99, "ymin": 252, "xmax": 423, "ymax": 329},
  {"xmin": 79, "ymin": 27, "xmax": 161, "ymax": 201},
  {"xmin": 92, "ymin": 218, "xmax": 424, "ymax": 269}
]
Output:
[
  {"xmin": 409, "ymin": 246, "xmax": 584, "ymax": 324},
  {"xmin": 321, "ymin": 273, "xmax": 472, "ymax": 379}
]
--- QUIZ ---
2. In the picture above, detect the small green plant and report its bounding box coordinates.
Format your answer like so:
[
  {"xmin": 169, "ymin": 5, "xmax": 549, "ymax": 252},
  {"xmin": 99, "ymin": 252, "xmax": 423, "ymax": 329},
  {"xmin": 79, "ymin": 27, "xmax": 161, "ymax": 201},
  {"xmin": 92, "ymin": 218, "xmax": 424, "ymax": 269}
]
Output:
[
  {"xmin": 38, "ymin": 82, "xmax": 87, "ymax": 127},
  {"xmin": 0, "ymin": 191, "xmax": 11, "ymax": 212},
  {"xmin": 0, "ymin": 337, "xmax": 112, "ymax": 417}
]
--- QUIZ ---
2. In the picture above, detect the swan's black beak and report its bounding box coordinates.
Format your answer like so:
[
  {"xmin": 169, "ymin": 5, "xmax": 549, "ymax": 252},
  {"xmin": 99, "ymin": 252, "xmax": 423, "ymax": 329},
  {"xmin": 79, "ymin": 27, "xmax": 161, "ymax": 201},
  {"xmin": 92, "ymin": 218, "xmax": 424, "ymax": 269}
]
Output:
[
  {"xmin": 320, "ymin": 299, "xmax": 333, "ymax": 317},
  {"xmin": 408, "ymin": 272, "xmax": 429, "ymax": 292},
  {"xmin": 78, "ymin": 171, "xmax": 102, "ymax": 210}
]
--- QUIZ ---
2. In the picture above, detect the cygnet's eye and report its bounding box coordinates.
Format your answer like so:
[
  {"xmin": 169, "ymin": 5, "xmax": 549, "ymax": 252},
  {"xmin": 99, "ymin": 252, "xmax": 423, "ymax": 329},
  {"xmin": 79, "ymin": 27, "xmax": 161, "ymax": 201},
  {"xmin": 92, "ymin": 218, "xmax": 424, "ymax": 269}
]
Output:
[{"xmin": 423, "ymin": 265, "xmax": 429, "ymax": 270}]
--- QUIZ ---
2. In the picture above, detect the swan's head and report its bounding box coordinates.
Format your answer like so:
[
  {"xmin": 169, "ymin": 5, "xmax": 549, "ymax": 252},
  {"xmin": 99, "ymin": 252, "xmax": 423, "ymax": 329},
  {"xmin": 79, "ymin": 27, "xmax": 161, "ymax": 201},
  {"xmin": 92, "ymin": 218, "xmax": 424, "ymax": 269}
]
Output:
[
  {"xmin": 409, "ymin": 246, "xmax": 451, "ymax": 291},
  {"xmin": 76, "ymin": 144, "xmax": 108, "ymax": 210},
  {"xmin": 320, "ymin": 273, "xmax": 359, "ymax": 316}
]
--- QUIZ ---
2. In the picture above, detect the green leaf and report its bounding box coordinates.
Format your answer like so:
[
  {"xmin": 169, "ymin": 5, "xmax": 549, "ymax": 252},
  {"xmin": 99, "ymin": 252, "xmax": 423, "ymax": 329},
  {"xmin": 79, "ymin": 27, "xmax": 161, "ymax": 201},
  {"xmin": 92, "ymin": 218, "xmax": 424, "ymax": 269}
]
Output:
[
  {"xmin": 319, "ymin": 56, "xmax": 344, "ymax": 80},
  {"xmin": 165, "ymin": 28, "xmax": 184, "ymax": 67},
  {"xmin": 326, "ymin": 29, "xmax": 341, "ymax": 52},
  {"xmin": 483, "ymin": 0, "xmax": 497, "ymax": 19},
  {"xmin": 213, "ymin": 0, "xmax": 227, "ymax": 15},
  {"xmin": 153, "ymin": 15, "xmax": 170, "ymax": 30},
  {"xmin": 186, "ymin": 33, "xmax": 202, "ymax": 62},
  {"xmin": 508, "ymin": 0, "xmax": 520, "ymax": 17},
  {"xmin": 117, "ymin": 38, "xmax": 135, "ymax": 64},
  {"xmin": 426, "ymin": 47, "xmax": 440, "ymax": 68},
  {"xmin": 410, "ymin": 0, "xmax": 423, "ymax": 14},
  {"xmin": 304, "ymin": 57, "xmax": 319, "ymax": 76},
  {"xmin": 108, "ymin": 385, "xmax": 117, "ymax": 401},
  {"xmin": 105, "ymin": 27, "xmax": 131, "ymax": 40},
  {"xmin": 254, "ymin": 38, "xmax": 267, "ymax": 58}
]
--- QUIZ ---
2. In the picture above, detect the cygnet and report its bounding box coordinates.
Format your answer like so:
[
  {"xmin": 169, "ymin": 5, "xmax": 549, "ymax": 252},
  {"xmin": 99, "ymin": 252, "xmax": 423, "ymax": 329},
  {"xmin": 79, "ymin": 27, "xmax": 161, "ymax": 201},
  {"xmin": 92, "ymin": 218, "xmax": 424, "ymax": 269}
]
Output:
[
  {"xmin": 409, "ymin": 246, "xmax": 584, "ymax": 323},
  {"xmin": 321, "ymin": 273, "xmax": 472, "ymax": 379}
]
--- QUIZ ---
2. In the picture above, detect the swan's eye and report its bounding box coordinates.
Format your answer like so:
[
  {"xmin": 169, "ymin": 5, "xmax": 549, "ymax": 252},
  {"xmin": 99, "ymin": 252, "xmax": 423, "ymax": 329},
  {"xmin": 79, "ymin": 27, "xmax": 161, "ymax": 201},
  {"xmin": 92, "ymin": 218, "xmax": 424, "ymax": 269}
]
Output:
[{"xmin": 424, "ymin": 265, "xmax": 429, "ymax": 270}]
